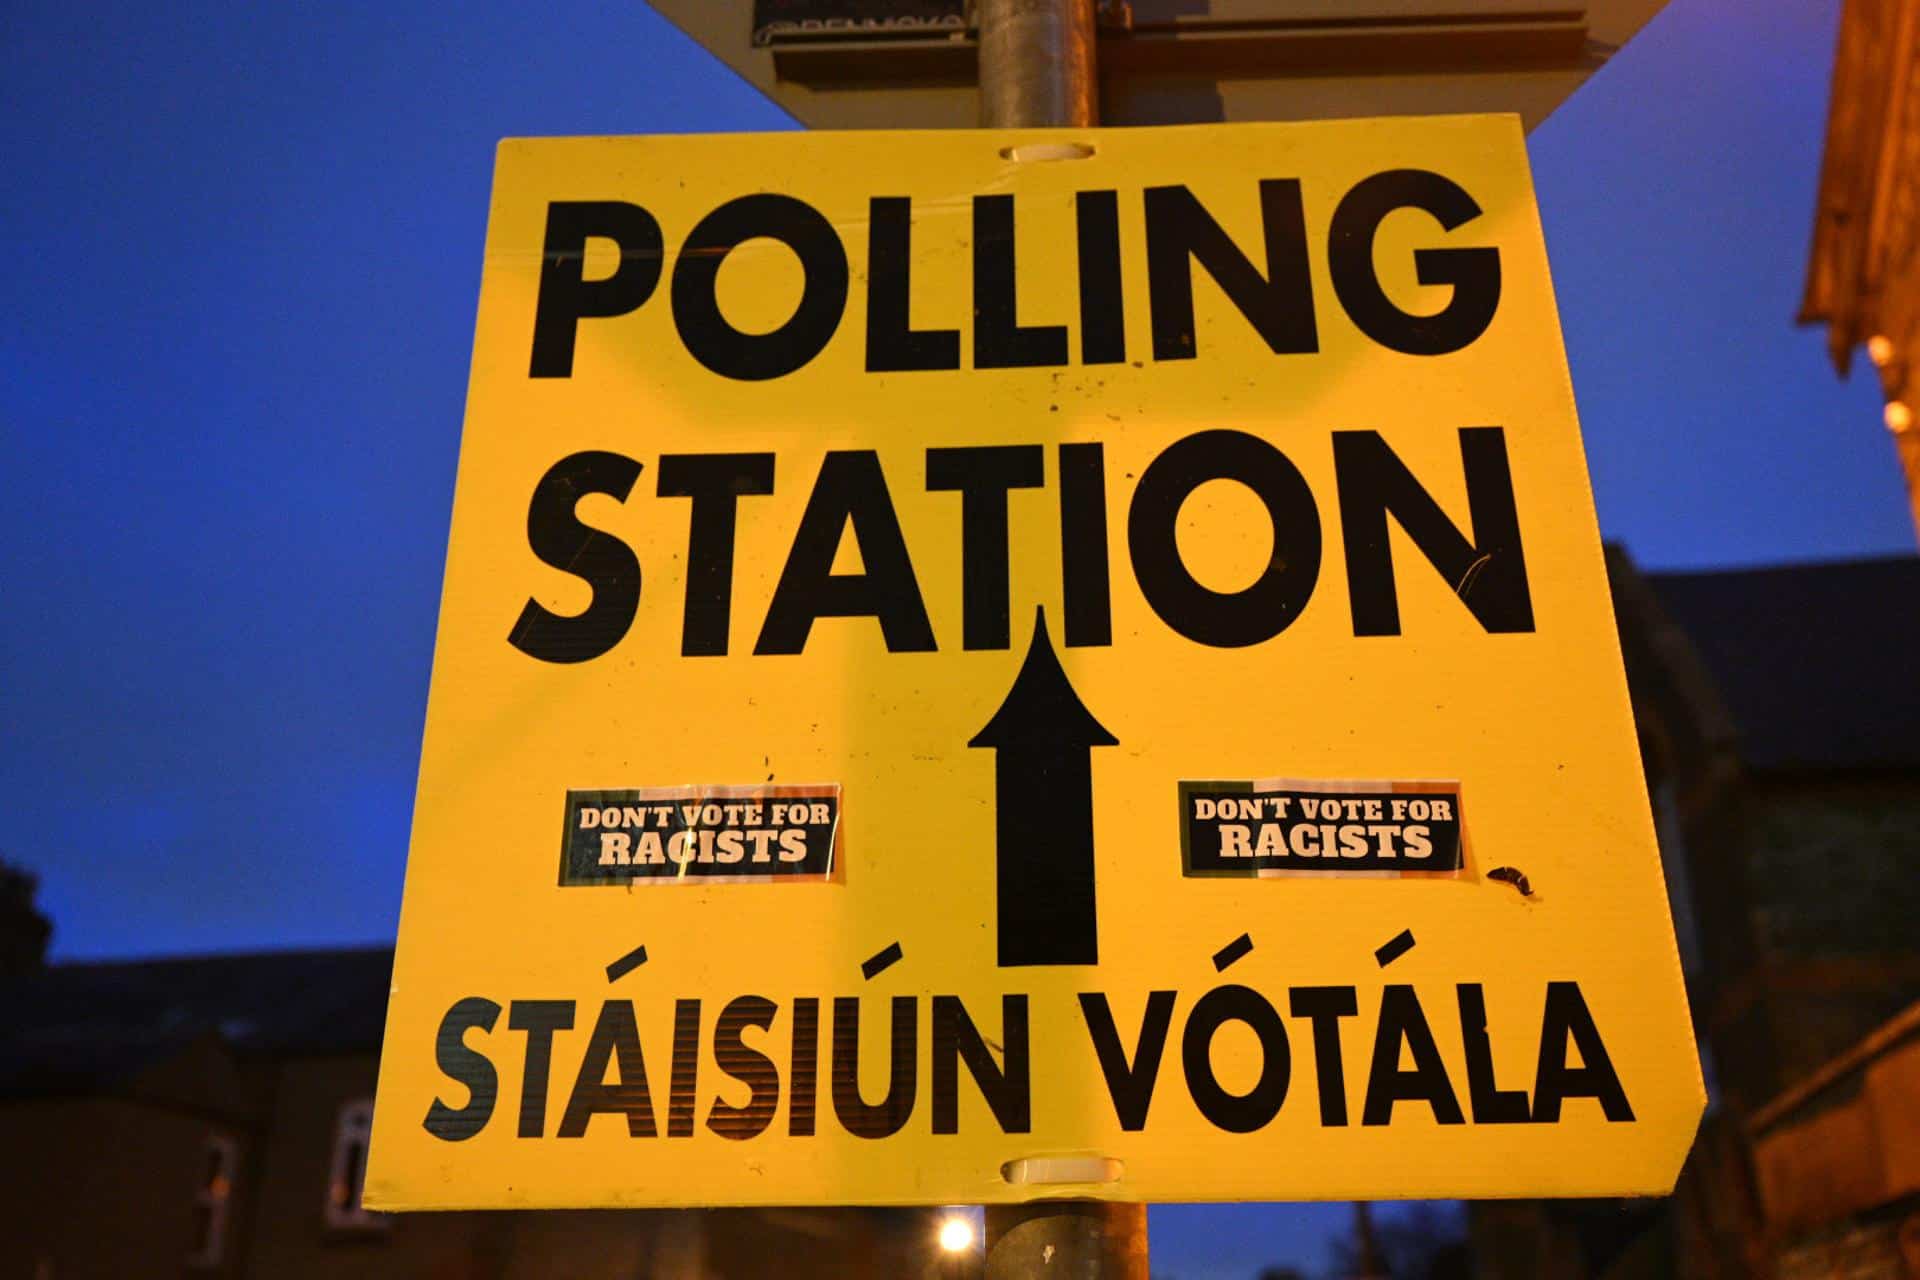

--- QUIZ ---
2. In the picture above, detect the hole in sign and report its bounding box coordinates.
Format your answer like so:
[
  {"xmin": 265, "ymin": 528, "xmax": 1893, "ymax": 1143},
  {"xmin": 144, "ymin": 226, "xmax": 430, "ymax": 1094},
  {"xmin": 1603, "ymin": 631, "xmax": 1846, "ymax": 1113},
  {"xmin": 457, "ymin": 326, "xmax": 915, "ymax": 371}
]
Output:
[
  {"xmin": 999, "ymin": 141, "xmax": 1096, "ymax": 163},
  {"xmin": 1001, "ymin": 1155, "xmax": 1125, "ymax": 1185}
]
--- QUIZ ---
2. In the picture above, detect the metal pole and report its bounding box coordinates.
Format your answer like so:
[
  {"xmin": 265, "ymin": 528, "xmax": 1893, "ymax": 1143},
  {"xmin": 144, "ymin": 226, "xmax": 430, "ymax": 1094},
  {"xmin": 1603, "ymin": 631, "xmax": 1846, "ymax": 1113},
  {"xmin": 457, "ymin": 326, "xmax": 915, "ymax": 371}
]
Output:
[
  {"xmin": 985, "ymin": 1201, "xmax": 1147, "ymax": 1279},
  {"xmin": 974, "ymin": 2, "xmax": 1142, "ymax": 1277},
  {"xmin": 978, "ymin": 0, "xmax": 1098, "ymax": 129}
]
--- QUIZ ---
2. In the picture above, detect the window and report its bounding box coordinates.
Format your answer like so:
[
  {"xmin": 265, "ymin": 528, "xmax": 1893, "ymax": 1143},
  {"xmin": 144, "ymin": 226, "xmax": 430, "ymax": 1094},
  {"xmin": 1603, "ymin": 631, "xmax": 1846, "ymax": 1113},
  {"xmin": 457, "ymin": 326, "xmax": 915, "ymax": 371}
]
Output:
[
  {"xmin": 1651, "ymin": 779, "xmax": 1707, "ymax": 981},
  {"xmin": 187, "ymin": 1134, "xmax": 238, "ymax": 1267},
  {"xmin": 325, "ymin": 1099, "xmax": 387, "ymax": 1231}
]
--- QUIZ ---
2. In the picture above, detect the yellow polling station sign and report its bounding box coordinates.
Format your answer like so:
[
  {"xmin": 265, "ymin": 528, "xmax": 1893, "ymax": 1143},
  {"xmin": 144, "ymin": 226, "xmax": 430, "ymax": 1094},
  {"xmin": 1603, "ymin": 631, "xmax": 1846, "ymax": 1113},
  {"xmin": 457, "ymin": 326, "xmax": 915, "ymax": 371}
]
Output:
[{"xmin": 367, "ymin": 118, "xmax": 1704, "ymax": 1210}]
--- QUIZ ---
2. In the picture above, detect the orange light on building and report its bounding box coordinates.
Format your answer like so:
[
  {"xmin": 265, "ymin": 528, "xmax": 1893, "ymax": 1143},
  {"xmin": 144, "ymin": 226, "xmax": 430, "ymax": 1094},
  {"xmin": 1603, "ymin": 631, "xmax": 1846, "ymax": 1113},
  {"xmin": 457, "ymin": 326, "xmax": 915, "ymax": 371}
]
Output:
[{"xmin": 1801, "ymin": 0, "xmax": 1920, "ymax": 540}]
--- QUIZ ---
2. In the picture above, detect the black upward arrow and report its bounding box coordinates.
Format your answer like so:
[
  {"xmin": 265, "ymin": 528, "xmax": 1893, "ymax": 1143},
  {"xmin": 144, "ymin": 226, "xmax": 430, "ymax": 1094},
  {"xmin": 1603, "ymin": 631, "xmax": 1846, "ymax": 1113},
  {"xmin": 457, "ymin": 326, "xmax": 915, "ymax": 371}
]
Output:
[{"xmin": 969, "ymin": 609, "xmax": 1117, "ymax": 967}]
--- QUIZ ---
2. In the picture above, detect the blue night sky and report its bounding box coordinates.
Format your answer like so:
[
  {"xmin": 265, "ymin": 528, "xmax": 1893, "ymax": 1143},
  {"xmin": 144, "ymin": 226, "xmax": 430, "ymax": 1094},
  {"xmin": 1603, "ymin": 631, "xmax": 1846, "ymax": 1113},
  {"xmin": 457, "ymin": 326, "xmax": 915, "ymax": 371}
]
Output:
[{"xmin": 0, "ymin": 1, "xmax": 1905, "ymax": 1274}]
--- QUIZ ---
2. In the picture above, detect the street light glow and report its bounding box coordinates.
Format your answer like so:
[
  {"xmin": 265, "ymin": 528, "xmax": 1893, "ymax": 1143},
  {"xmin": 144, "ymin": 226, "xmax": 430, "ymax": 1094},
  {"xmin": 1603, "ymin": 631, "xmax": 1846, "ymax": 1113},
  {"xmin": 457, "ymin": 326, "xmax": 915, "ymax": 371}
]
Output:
[{"xmin": 938, "ymin": 1215, "xmax": 976, "ymax": 1254}]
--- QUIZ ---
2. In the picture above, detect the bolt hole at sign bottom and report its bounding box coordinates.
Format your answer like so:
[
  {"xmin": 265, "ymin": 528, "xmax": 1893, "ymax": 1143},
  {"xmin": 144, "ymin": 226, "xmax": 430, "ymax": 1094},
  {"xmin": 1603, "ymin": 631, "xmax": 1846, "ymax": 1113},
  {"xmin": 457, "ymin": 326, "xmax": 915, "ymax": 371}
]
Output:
[
  {"xmin": 1001, "ymin": 1156, "xmax": 1124, "ymax": 1186},
  {"xmin": 1000, "ymin": 142, "xmax": 1096, "ymax": 163}
]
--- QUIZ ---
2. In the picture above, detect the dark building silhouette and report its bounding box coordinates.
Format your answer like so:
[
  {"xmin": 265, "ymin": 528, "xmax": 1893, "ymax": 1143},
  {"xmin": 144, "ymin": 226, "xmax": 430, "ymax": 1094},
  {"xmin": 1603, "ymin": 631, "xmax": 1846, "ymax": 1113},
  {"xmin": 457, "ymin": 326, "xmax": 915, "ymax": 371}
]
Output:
[
  {"xmin": 0, "ymin": 859, "xmax": 52, "ymax": 977},
  {"xmin": 1474, "ymin": 552, "xmax": 1920, "ymax": 1279},
  {"xmin": 0, "ymin": 948, "xmax": 951, "ymax": 1278}
]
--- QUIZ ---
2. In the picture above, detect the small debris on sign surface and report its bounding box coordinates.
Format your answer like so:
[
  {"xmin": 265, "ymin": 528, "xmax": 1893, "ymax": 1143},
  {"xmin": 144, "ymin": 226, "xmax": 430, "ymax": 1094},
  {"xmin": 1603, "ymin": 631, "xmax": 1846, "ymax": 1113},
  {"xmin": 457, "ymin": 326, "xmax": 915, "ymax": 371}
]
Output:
[{"xmin": 1487, "ymin": 866, "xmax": 1534, "ymax": 897}]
